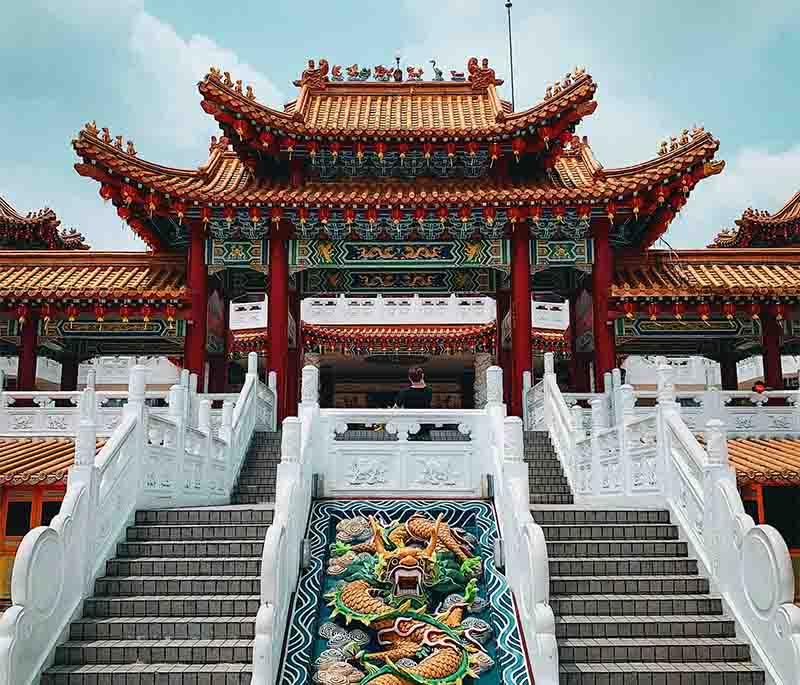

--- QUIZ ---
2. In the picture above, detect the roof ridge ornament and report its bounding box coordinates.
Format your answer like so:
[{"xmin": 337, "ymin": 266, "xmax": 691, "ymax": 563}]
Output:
[
  {"xmin": 294, "ymin": 58, "xmax": 330, "ymax": 88},
  {"xmin": 657, "ymin": 125, "xmax": 706, "ymax": 156},
  {"xmin": 544, "ymin": 66, "xmax": 586, "ymax": 100},
  {"xmin": 467, "ymin": 57, "xmax": 504, "ymax": 89}
]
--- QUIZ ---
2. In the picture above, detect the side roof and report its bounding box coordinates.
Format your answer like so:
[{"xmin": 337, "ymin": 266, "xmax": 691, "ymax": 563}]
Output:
[
  {"xmin": 0, "ymin": 196, "xmax": 88, "ymax": 250},
  {"xmin": 711, "ymin": 190, "xmax": 800, "ymax": 248}
]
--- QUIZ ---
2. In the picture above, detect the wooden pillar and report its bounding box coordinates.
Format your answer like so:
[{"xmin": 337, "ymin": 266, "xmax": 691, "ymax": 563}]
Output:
[
  {"xmin": 60, "ymin": 356, "xmax": 80, "ymax": 391},
  {"xmin": 719, "ymin": 344, "xmax": 739, "ymax": 391},
  {"xmin": 17, "ymin": 315, "xmax": 38, "ymax": 391},
  {"xmin": 184, "ymin": 221, "xmax": 208, "ymax": 387},
  {"xmin": 267, "ymin": 228, "xmax": 289, "ymax": 423},
  {"xmin": 762, "ymin": 312, "xmax": 784, "ymax": 389},
  {"xmin": 510, "ymin": 225, "xmax": 532, "ymax": 417},
  {"xmin": 592, "ymin": 219, "xmax": 615, "ymax": 390}
]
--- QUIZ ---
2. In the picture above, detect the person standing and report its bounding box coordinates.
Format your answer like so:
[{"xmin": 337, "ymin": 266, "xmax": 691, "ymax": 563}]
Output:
[{"xmin": 395, "ymin": 367, "xmax": 433, "ymax": 409}]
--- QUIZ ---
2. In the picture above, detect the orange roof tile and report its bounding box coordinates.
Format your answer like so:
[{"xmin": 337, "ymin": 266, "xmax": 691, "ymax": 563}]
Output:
[
  {"xmin": 0, "ymin": 252, "xmax": 188, "ymax": 303},
  {"xmin": 711, "ymin": 191, "xmax": 800, "ymax": 248},
  {"xmin": 726, "ymin": 437, "xmax": 800, "ymax": 485},
  {"xmin": 613, "ymin": 249, "xmax": 800, "ymax": 299},
  {"xmin": 73, "ymin": 128, "xmax": 721, "ymax": 209},
  {"xmin": 0, "ymin": 437, "xmax": 105, "ymax": 486},
  {"xmin": 0, "ymin": 196, "xmax": 88, "ymax": 250}
]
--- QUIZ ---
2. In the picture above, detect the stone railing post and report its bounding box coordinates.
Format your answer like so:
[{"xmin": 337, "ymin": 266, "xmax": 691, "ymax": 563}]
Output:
[
  {"xmin": 702, "ymin": 418, "xmax": 735, "ymax": 551},
  {"xmin": 473, "ymin": 352, "xmax": 493, "ymax": 409},
  {"xmin": 571, "ymin": 405, "xmax": 584, "ymax": 443},
  {"xmin": 125, "ymin": 365, "xmax": 149, "ymax": 505},
  {"xmin": 617, "ymin": 383, "xmax": 636, "ymax": 491},
  {"xmin": 168, "ymin": 384, "xmax": 187, "ymax": 483},
  {"xmin": 188, "ymin": 372, "xmax": 199, "ymax": 426},
  {"xmin": 219, "ymin": 400, "xmax": 234, "ymax": 444},
  {"xmin": 71, "ymin": 386, "xmax": 99, "ymax": 595},
  {"xmin": 246, "ymin": 352, "xmax": 258, "ymax": 380},
  {"xmin": 543, "ymin": 353, "xmax": 555, "ymax": 429}
]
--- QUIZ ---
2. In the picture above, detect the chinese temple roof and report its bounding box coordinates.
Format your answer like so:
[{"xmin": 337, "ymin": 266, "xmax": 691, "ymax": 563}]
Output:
[
  {"xmin": 0, "ymin": 196, "xmax": 88, "ymax": 250},
  {"xmin": 199, "ymin": 59, "xmax": 596, "ymax": 141},
  {"xmin": 613, "ymin": 248, "xmax": 800, "ymax": 300},
  {"xmin": 726, "ymin": 437, "xmax": 800, "ymax": 485},
  {"xmin": 0, "ymin": 437, "xmax": 105, "ymax": 486},
  {"xmin": 0, "ymin": 251, "xmax": 188, "ymax": 305},
  {"xmin": 711, "ymin": 190, "xmax": 800, "ymax": 248}
]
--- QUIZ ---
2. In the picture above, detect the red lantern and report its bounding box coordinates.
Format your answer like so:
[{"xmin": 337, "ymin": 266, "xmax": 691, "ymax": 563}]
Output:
[
  {"xmin": 516, "ymin": 206, "xmax": 530, "ymax": 222},
  {"xmin": 488, "ymin": 142, "xmax": 501, "ymax": 167},
  {"xmin": 94, "ymin": 304, "xmax": 106, "ymax": 322},
  {"xmin": 391, "ymin": 206, "xmax": 402, "ymax": 226},
  {"xmin": 459, "ymin": 206, "xmax": 471, "ymax": 225},
  {"xmin": 223, "ymin": 206, "xmax": 235, "ymax": 227},
  {"xmin": 298, "ymin": 206, "xmax": 309, "ymax": 226},
  {"xmin": 632, "ymin": 196, "xmax": 641, "ymax": 219},
  {"xmin": 141, "ymin": 304, "xmax": 153, "ymax": 323},
  {"xmin": 355, "ymin": 142, "xmax": 365, "ymax": 164},
  {"xmin": 530, "ymin": 206, "xmax": 542, "ymax": 225},
  {"xmin": 511, "ymin": 137, "xmax": 526, "ymax": 162},
  {"xmin": 200, "ymin": 206, "xmax": 212, "ymax": 225},
  {"xmin": 398, "ymin": 142, "xmax": 409, "ymax": 165},
  {"xmin": 99, "ymin": 184, "xmax": 115, "ymax": 202},
  {"xmin": 165, "ymin": 304, "xmax": 177, "ymax": 322},
  {"xmin": 647, "ymin": 302, "xmax": 660, "ymax": 320},
  {"xmin": 446, "ymin": 142, "xmax": 456, "ymax": 165},
  {"xmin": 120, "ymin": 184, "xmax": 137, "ymax": 206},
  {"xmin": 723, "ymin": 302, "xmax": 736, "ymax": 320},
  {"xmin": 681, "ymin": 173, "xmax": 694, "ymax": 195},
  {"xmin": 414, "ymin": 206, "xmax": 427, "ymax": 225},
  {"xmin": 172, "ymin": 200, "xmax": 187, "ymax": 225},
  {"xmin": 258, "ymin": 131, "xmax": 275, "ymax": 151},
  {"xmin": 673, "ymin": 302, "xmax": 686, "ymax": 320},
  {"xmin": 437, "ymin": 206, "xmax": 449, "ymax": 225},
  {"xmin": 623, "ymin": 301, "xmax": 637, "ymax": 319},
  {"xmin": 467, "ymin": 141, "xmax": 479, "ymax": 159},
  {"xmin": 771, "ymin": 302, "xmax": 786, "ymax": 321},
  {"xmin": 697, "ymin": 302, "xmax": 711, "ymax": 321},
  {"xmin": 539, "ymin": 125, "xmax": 552, "ymax": 148},
  {"xmin": 66, "ymin": 304, "xmax": 79, "ymax": 322},
  {"xmin": 344, "ymin": 207, "xmax": 356, "ymax": 225},
  {"xmin": 318, "ymin": 206, "xmax": 330, "ymax": 224},
  {"xmin": 281, "ymin": 136, "xmax": 296, "ymax": 159},
  {"xmin": 329, "ymin": 141, "xmax": 341, "ymax": 162},
  {"xmin": 270, "ymin": 207, "xmax": 283, "ymax": 224},
  {"xmin": 422, "ymin": 142, "xmax": 433, "ymax": 164},
  {"xmin": 308, "ymin": 140, "xmax": 319, "ymax": 163},
  {"xmin": 232, "ymin": 119, "xmax": 251, "ymax": 140},
  {"xmin": 120, "ymin": 304, "xmax": 131, "ymax": 323},
  {"xmin": 375, "ymin": 142, "xmax": 387, "ymax": 163},
  {"xmin": 16, "ymin": 304, "xmax": 29, "ymax": 327},
  {"xmin": 508, "ymin": 207, "xmax": 520, "ymax": 224},
  {"xmin": 117, "ymin": 206, "xmax": 131, "ymax": 222},
  {"xmin": 749, "ymin": 302, "xmax": 761, "ymax": 320},
  {"xmin": 606, "ymin": 201, "xmax": 616, "ymax": 224},
  {"xmin": 553, "ymin": 205, "xmax": 565, "ymax": 223},
  {"xmin": 366, "ymin": 206, "xmax": 378, "ymax": 225},
  {"xmin": 657, "ymin": 187, "xmax": 666, "ymax": 205},
  {"xmin": 558, "ymin": 131, "xmax": 573, "ymax": 147},
  {"xmin": 248, "ymin": 206, "xmax": 261, "ymax": 226}
]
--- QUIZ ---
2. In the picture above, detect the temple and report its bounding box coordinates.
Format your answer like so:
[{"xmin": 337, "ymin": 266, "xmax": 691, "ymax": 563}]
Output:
[{"xmin": 2, "ymin": 56, "xmax": 800, "ymax": 685}]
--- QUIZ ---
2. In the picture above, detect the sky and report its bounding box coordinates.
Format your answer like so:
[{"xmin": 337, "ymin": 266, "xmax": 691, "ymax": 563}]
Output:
[{"xmin": 1, "ymin": 0, "xmax": 798, "ymax": 251}]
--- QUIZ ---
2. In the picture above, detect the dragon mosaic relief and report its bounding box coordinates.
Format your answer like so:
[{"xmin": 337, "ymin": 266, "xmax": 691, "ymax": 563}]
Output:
[{"xmin": 314, "ymin": 513, "xmax": 495, "ymax": 685}]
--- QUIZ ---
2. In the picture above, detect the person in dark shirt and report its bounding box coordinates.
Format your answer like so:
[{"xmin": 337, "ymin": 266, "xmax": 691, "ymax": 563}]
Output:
[{"xmin": 395, "ymin": 367, "xmax": 433, "ymax": 440}]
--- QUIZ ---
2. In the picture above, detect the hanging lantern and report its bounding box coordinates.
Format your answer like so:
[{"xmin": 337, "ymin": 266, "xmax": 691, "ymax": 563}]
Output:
[
  {"xmin": 467, "ymin": 141, "xmax": 479, "ymax": 161},
  {"xmin": 120, "ymin": 184, "xmax": 137, "ymax": 206},
  {"xmin": 172, "ymin": 200, "xmax": 187, "ymax": 225},
  {"xmin": 94, "ymin": 304, "xmax": 106, "ymax": 322},
  {"xmin": 511, "ymin": 137, "xmax": 526, "ymax": 162},
  {"xmin": 446, "ymin": 142, "xmax": 457, "ymax": 165},
  {"xmin": 483, "ymin": 206, "xmax": 496, "ymax": 226},
  {"xmin": 329, "ymin": 141, "xmax": 341, "ymax": 163},
  {"xmin": 16, "ymin": 304, "xmax": 29, "ymax": 327},
  {"xmin": 391, "ymin": 206, "xmax": 402, "ymax": 226},
  {"xmin": 223, "ymin": 206, "xmax": 235, "ymax": 228},
  {"xmin": 270, "ymin": 207, "xmax": 283, "ymax": 225},
  {"xmin": 233, "ymin": 119, "xmax": 252, "ymax": 140},
  {"xmin": 66, "ymin": 304, "xmax": 79, "ymax": 323},
  {"xmin": 165, "ymin": 304, "xmax": 177, "ymax": 322},
  {"xmin": 308, "ymin": 140, "xmax": 319, "ymax": 164},
  {"xmin": 120, "ymin": 303, "xmax": 131, "ymax": 323},
  {"xmin": 749, "ymin": 302, "xmax": 761, "ymax": 320},
  {"xmin": 657, "ymin": 186, "xmax": 666, "ymax": 205},
  {"xmin": 606, "ymin": 201, "xmax": 616, "ymax": 224},
  {"xmin": 99, "ymin": 184, "xmax": 115, "ymax": 203},
  {"xmin": 553, "ymin": 205, "xmax": 565, "ymax": 223},
  {"xmin": 578, "ymin": 204, "xmax": 591, "ymax": 222},
  {"xmin": 319, "ymin": 206, "xmax": 330, "ymax": 224},
  {"xmin": 117, "ymin": 206, "xmax": 131, "ymax": 222},
  {"xmin": 437, "ymin": 206, "xmax": 449, "ymax": 226},
  {"xmin": 141, "ymin": 303, "xmax": 153, "ymax": 323},
  {"xmin": 375, "ymin": 142, "xmax": 387, "ymax": 163},
  {"xmin": 344, "ymin": 207, "xmax": 356, "ymax": 226},
  {"xmin": 771, "ymin": 302, "xmax": 786, "ymax": 321},
  {"xmin": 459, "ymin": 205, "xmax": 471, "ymax": 226},
  {"xmin": 355, "ymin": 142, "xmax": 365, "ymax": 164},
  {"xmin": 673, "ymin": 302, "xmax": 686, "ymax": 320},
  {"xmin": 249, "ymin": 206, "xmax": 261, "ymax": 227},
  {"xmin": 697, "ymin": 302, "xmax": 711, "ymax": 321},
  {"xmin": 298, "ymin": 206, "xmax": 309, "ymax": 227},
  {"xmin": 670, "ymin": 194, "xmax": 686, "ymax": 213},
  {"xmin": 398, "ymin": 142, "xmax": 409, "ymax": 166},
  {"xmin": 539, "ymin": 125, "xmax": 552, "ymax": 148},
  {"xmin": 281, "ymin": 136, "xmax": 296, "ymax": 160},
  {"xmin": 723, "ymin": 302, "xmax": 736, "ymax": 320},
  {"xmin": 530, "ymin": 205, "xmax": 542, "ymax": 226},
  {"xmin": 647, "ymin": 302, "xmax": 659, "ymax": 320},
  {"xmin": 623, "ymin": 301, "xmax": 637, "ymax": 319},
  {"xmin": 366, "ymin": 206, "xmax": 378, "ymax": 225},
  {"xmin": 681, "ymin": 173, "xmax": 694, "ymax": 195},
  {"xmin": 259, "ymin": 131, "xmax": 275, "ymax": 151},
  {"xmin": 422, "ymin": 142, "xmax": 433, "ymax": 165},
  {"xmin": 488, "ymin": 142, "xmax": 501, "ymax": 167},
  {"xmin": 558, "ymin": 131, "xmax": 573, "ymax": 147},
  {"xmin": 146, "ymin": 191, "xmax": 159, "ymax": 218},
  {"xmin": 200, "ymin": 206, "xmax": 212, "ymax": 225},
  {"xmin": 632, "ymin": 195, "xmax": 641, "ymax": 219},
  {"xmin": 414, "ymin": 206, "xmax": 427, "ymax": 226},
  {"xmin": 508, "ymin": 207, "xmax": 520, "ymax": 224}
]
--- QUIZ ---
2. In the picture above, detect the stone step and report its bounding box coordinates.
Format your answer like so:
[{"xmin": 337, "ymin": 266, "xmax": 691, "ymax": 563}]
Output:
[
  {"xmin": 127, "ymin": 523, "xmax": 269, "ymax": 542},
  {"xmin": 551, "ymin": 575, "xmax": 710, "ymax": 596},
  {"xmin": 555, "ymin": 614, "xmax": 737, "ymax": 639},
  {"xmin": 106, "ymin": 557, "xmax": 261, "ymax": 577},
  {"xmin": 530, "ymin": 494, "xmax": 574, "ymax": 505},
  {"xmin": 233, "ymin": 484, "xmax": 277, "ymax": 494},
  {"xmin": 83, "ymin": 594, "xmax": 260, "ymax": 618},
  {"xmin": 558, "ymin": 661, "xmax": 764, "ymax": 684},
  {"xmin": 95, "ymin": 575, "xmax": 261, "ymax": 596},
  {"xmin": 546, "ymin": 539, "xmax": 688, "ymax": 558},
  {"xmin": 527, "ymin": 465, "xmax": 567, "ymax": 475},
  {"xmin": 69, "ymin": 615, "xmax": 256, "ymax": 640},
  {"xmin": 41, "ymin": 663, "xmax": 253, "ymax": 684},
  {"xmin": 539, "ymin": 523, "xmax": 679, "ymax": 541},
  {"xmin": 549, "ymin": 557, "xmax": 699, "ymax": 577},
  {"xmin": 235, "ymin": 477, "xmax": 278, "ymax": 486},
  {"xmin": 231, "ymin": 493, "xmax": 272, "ymax": 504},
  {"xmin": 116, "ymin": 540, "xmax": 263, "ymax": 558},
  {"xmin": 551, "ymin": 593, "xmax": 724, "ymax": 617},
  {"xmin": 529, "ymin": 484, "xmax": 573, "ymax": 494},
  {"xmin": 135, "ymin": 508, "xmax": 273, "ymax": 525},
  {"xmin": 531, "ymin": 509, "xmax": 671, "ymax": 525},
  {"xmin": 528, "ymin": 476, "xmax": 571, "ymax": 486},
  {"xmin": 558, "ymin": 637, "xmax": 752, "ymax": 664},
  {"xmin": 55, "ymin": 638, "xmax": 254, "ymax": 665}
]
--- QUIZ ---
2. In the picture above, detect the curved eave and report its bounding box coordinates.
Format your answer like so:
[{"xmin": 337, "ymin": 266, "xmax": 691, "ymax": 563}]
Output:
[
  {"xmin": 712, "ymin": 190, "xmax": 800, "ymax": 248},
  {"xmin": 197, "ymin": 71, "xmax": 598, "ymax": 140}
]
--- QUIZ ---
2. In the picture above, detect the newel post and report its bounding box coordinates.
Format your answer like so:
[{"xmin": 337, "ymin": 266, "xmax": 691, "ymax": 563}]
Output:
[
  {"xmin": 168, "ymin": 384, "xmax": 187, "ymax": 483},
  {"xmin": 219, "ymin": 400, "xmax": 234, "ymax": 444},
  {"xmin": 590, "ymin": 396, "xmax": 608, "ymax": 490},
  {"xmin": 188, "ymin": 372, "xmax": 199, "ymax": 426},
  {"xmin": 617, "ymin": 384, "xmax": 636, "ymax": 492},
  {"xmin": 125, "ymin": 365, "xmax": 149, "ymax": 500},
  {"xmin": 702, "ymin": 418, "xmax": 735, "ymax": 551},
  {"xmin": 71, "ymin": 386, "xmax": 99, "ymax": 595},
  {"xmin": 247, "ymin": 352, "xmax": 259, "ymax": 380}
]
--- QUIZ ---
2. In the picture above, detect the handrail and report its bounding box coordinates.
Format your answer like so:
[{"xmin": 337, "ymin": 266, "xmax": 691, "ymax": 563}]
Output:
[{"xmin": 0, "ymin": 351, "xmax": 271, "ymax": 685}]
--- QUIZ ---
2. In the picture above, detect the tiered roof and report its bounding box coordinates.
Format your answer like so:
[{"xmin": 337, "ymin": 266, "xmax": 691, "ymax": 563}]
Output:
[
  {"xmin": 711, "ymin": 190, "xmax": 800, "ymax": 248},
  {"xmin": 0, "ymin": 196, "xmax": 88, "ymax": 250}
]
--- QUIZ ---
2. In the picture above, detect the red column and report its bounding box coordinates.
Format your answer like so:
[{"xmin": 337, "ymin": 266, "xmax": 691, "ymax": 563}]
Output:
[
  {"xmin": 268, "ymin": 228, "xmax": 290, "ymax": 423},
  {"xmin": 510, "ymin": 225, "xmax": 532, "ymax": 417},
  {"xmin": 184, "ymin": 222, "xmax": 208, "ymax": 387},
  {"xmin": 60, "ymin": 357, "xmax": 80, "ymax": 391},
  {"xmin": 762, "ymin": 313, "xmax": 784, "ymax": 389},
  {"xmin": 592, "ymin": 219, "xmax": 616, "ymax": 390},
  {"xmin": 17, "ymin": 315, "xmax": 38, "ymax": 391},
  {"xmin": 495, "ymin": 290, "xmax": 512, "ymax": 405}
]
